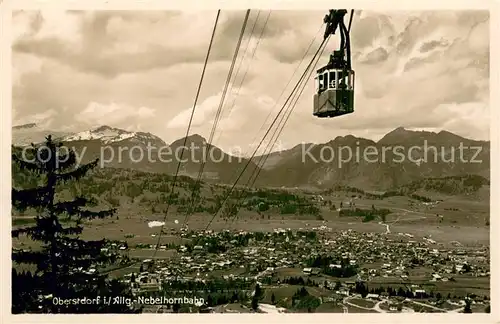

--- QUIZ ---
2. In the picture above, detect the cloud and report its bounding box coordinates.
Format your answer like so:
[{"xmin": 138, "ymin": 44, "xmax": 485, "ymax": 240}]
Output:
[
  {"xmin": 12, "ymin": 11, "xmax": 43, "ymax": 40},
  {"xmin": 12, "ymin": 10, "xmax": 490, "ymax": 152},
  {"xmin": 12, "ymin": 11, "xmax": 237, "ymax": 78},
  {"xmin": 436, "ymin": 102, "xmax": 490, "ymax": 140},
  {"xmin": 220, "ymin": 10, "xmax": 319, "ymax": 42},
  {"xmin": 13, "ymin": 108, "xmax": 57, "ymax": 129},
  {"xmin": 12, "ymin": 53, "xmax": 43, "ymax": 86},
  {"xmin": 419, "ymin": 39, "xmax": 449, "ymax": 53},
  {"xmin": 167, "ymin": 94, "xmax": 222, "ymax": 129},
  {"xmin": 75, "ymin": 102, "xmax": 156, "ymax": 129},
  {"xmin": 167, "ymin": 88, "xmax": 276, "ymax": 144},
  {"xmin": 35, "ymin": 10, "xmax": 82, "ymax": 46},
  {"xmin": 360, "ymin": 47, "xmax": 389, "ymax": 64}
]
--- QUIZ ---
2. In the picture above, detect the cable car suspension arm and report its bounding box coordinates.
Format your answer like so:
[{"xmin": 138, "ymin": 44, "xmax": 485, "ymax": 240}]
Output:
[{"xmin": 323, "ymin": 9, "xmax": 353, "ymax": 70}]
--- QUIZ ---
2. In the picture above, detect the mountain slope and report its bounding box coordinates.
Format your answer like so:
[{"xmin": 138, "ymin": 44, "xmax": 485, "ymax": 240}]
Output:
[
  {"xmin": 11, "ymin": 124, "xmax": 490, "ymax": 191},
  {"xmin": 62, "ymin": 125, "xmax": 167, "ymax": 147},
  {"xmin": 167, "ymin": 134, "xmax": 261, "ymax": 183},
  {"xmin": 254, "ymin": 143, "xmax": 316, "ymax": 170},
  {"xmin": 11, "ymin": 125, "xmax": 261, "ymax": 184},
  {"xmin": 253, "ymin": 128, "xmax": 490, "ymax": 190}
]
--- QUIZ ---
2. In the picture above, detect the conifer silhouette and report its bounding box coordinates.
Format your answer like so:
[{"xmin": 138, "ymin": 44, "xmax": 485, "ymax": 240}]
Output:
[{"xmin": 11, "ymin": 135, "xmax": 140, "ymax": 313}]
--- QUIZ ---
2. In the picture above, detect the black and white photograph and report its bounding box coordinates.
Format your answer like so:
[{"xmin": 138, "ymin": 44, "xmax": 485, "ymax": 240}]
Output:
[{"xmin": 4, "ymin": 1, "xmax": 496, "ymax": 319}]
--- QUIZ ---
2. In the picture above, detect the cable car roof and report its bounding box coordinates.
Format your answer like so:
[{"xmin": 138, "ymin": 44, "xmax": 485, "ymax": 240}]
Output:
[{"xmin": 316, "ymin": 65, "xmax": 353, "ymax": 74}]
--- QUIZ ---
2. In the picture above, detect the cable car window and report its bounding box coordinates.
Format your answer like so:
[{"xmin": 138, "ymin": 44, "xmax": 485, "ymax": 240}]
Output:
[
  {"xmin": 323, "ymin": 71, "xmax": 329, "ymax": 90},
  {"xmin": 329, "ymin": 71, "xmax": 336, "ymax": 89},
  {"xmin": 317, "ymin": 74, "xmax": 324, "ymax": 91},
  {"xmin": 342, "ymin": 71, "xmax": 350, "ymax": 90},
  {"xmin": 337, "ymin": 70, "xmax": 346, "ymax": 90},
  {"xmin": 349, "ymin": 71, "xmax": 355, "ymax": 90}
]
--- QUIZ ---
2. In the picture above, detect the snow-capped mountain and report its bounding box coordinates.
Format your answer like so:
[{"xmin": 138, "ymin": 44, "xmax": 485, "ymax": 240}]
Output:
[
  {"xmin": 62, "ymin": 125, "xmax": 167, "ymax": 147},
  {"xmin": 11, "ymin": 124, "xmax": 260, "ymax": 182},
  {"xmin": 12, "ymin": 124, "xmax": 171, "ymax": 173},
  {"xmin": 12, "ymin": 124, "xmax": 167, "ymax": 148}
]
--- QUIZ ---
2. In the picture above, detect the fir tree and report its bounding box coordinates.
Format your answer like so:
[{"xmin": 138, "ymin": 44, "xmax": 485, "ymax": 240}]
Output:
[
  {"xmin": 11, "ymin": 136, "xmax": 140, "ymax": 313},
  {"xmin": 464, "ymin": 299, "xmax": 472, "ymax": 313},
  {"xmin": 251, "ymin": 296, "xmax": 259, "ymax": 311},
  {"xmin": 254, "ymin": 283, "xmax": 262, "ymax": 299}
]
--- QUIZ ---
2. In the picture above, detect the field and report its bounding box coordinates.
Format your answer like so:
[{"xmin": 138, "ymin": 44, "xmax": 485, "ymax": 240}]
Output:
[
  {"xmin": 213, "ymin": 303, "xmax": 252, "ymax": 313},
  {"xmin": 12, "ymin": 214, "xmax": 489, "ymax": 251},
  {"xmin": 12, "ymin": 165, "xmax": 490, "ymax": 247},
  {"xmin": 261, "ymin": 285, "xmax": 331, "ymax": 303},
  {"xmin": 314, "ymin": 302, "xmax": 345, "ymax": 313},
  {"xmin": 345, "ymin": 305, "xmax": 379, "ymax": 313},
  {"xmin": 12, "ymin": 189, "xmax": 490, "ymax": 252},
  {"xmin": 348, "ymin": 298, "xmax": 377, "ymax": 308}
]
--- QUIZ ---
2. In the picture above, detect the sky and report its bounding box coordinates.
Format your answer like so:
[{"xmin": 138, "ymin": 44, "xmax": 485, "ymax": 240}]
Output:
[{"xmin": 12, "ymin": 9, "xmax": 490, "ymax": 153}]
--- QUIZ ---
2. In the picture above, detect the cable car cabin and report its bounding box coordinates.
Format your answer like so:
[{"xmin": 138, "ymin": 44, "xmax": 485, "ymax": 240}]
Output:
[{"xmin": 313, "ymin": 67, "xmax": 354, "ymax": 118}]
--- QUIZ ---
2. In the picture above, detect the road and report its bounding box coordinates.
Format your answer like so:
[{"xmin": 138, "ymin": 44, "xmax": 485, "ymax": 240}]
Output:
[
  {"xmin": 342, "ymin": 296, "xmax": 464, "ymax": 313},
  {"xmin": 355, "ymin": 203, "xmax": 433, "ymax": 218},
  {"xmin": 343, "ymin": 296, "xmax": 385, "ymax": 313},
  {"xmin": 354, "ymin": 203, "xmax": 431, "ymax": 235},
  {"xmin": 378, "ymin": 222, "xmax": 391, "ymax": 234},
  {"xmin": 100, "ymin": 261, "xmax": 139, "ymax": 276},
  {"xmin": 410, "ymin": 300, "xmax": 463, "ymax": 313},
  {"xmin": 258, "ymin": 303, "xmax": 286, "ymax": 313},
  {"xmin": 341, "ymin": 297, "xmax": 349, "ymax": 313},
  {"xmin": 354, "ymin": 204, "xmax": 477, "ymax": 246},
  {"xmin": 410, "ymin": 300, "xmax": 445, "ymax": 312},
  {"xmin": 254, "ymin": 266, "xmax": 286, "ymax": 281},
  {"xmin": 372, "ymin": 300, "xmax": 386, "ymax": 313}
]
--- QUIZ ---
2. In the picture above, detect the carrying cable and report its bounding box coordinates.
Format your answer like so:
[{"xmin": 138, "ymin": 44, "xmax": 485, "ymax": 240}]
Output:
[
  {"xmin": 223, "ymin": 38, "xmax": 329, "ymax": 228},
  {"xmin": 151, "ymin": 11, "xmax": 221, "ymax": 258},
  {"xmin": 203, "ymin": 36, "xmax": 329, "ymax": 232},
  {"xmin": 213, "ymin": 10, "xmax": 271, "ymax": 147},
  {"xmin": 249, "ymin": 39, "xmax": 329, "ymax": 189},
  {"xmin": 232, "ymin": 23, "xmax": 324, "ymax": 186},
  {"xmin": 182, "ymin": 10, "xmax": 251, "ymax": 228},
  {"xmin": 248, "ymin": 10, "xmax": 354, "ymax": 191}
]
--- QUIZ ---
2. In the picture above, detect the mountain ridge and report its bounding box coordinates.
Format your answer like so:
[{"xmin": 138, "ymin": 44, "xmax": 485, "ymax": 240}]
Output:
[
  {"xmin": 12, "ymin": 124, "xmax": 490, "ymax": 191},
  {"xmin": 61, "ymin": 125, "xmax": 167, "ymax": 147},
  {"xmin": 12, "ymin": 123, "xmax": 490, "ymax": 151}
]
